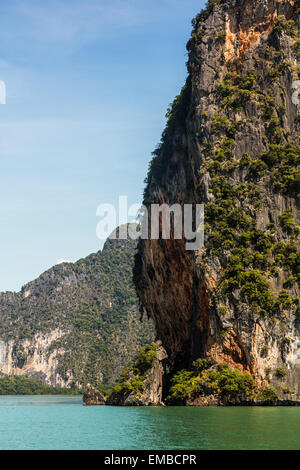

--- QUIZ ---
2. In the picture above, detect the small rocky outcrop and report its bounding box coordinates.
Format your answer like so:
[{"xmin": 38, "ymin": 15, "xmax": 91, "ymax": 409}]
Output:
[
  {"xmin": 106, "ymin": 342, "xmax": 167, "ymax": 406},
  {"xmin": 83, "ymin": 384, "xmax": 107, "ymax": 405}
]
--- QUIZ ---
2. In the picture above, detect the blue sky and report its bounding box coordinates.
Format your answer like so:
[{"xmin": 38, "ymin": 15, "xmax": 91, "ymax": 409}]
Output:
[{"xmin": 0, "ymin": 0, "xmax": 205, "ymax": 292}]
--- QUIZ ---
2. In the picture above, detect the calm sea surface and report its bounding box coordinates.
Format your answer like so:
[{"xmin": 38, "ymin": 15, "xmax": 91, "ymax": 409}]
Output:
[{"xmin": 0, "ymin": 396, "xmax": 299, "ymax": 450}]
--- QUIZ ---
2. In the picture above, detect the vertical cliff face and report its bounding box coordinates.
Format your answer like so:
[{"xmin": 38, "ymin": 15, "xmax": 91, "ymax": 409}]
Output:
[{"xmin": 134, "ymin": 0, "xmax": 300, "ymax": 399}]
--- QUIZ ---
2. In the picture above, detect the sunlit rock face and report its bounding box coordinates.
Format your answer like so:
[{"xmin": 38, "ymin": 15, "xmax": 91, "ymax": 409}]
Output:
[{"xmin": 0, "ymin": 340, "xmax": 6, "ymax": 365}]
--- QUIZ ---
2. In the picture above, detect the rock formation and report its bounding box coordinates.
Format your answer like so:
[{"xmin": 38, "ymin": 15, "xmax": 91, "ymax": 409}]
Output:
[
  {"xmin": 106, "ymin": 341, "xmax": 167, "ymax": 406},
  {"xmin": 134, "ymin": 0, "xmax": 300, "ymax": 402},
  {"xmin": 83, "ymin": 384, "xmax": 106, "ymax": 405}
]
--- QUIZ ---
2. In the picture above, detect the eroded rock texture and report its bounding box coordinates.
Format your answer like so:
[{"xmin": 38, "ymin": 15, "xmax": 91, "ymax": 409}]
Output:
[
  {"xmin": 106, "ymin": 341, "xmax": 167, "ymax": 406},
  {"xmin": 134, "ymin": 0, "xmax": 300, "ymax": 400},
  {"xmin": 83, "ymin": 384, "xmax": 106, "ymax": 405}
]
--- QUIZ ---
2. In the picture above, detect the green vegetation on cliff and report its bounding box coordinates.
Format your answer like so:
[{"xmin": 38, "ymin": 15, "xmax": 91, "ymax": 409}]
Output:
[
  {"xmin": 144, "ymin": 80, "xmax": 191, "ymax": 192},
  {"xmin": 0, "ymin": 229, "xmax": 155, "ymax": 388},
  {"xmin": 166, "ymin": 360, "xmax": 255, "ymax": 404},
  {"xmin": 256, "ymin": 387, "xmax": 279, "ymax": 403},
  {"xmin": 198, "ymin": 37, "xmax": 300, "ymax": 325},
  {"xmin": 110, "ymin": 343, "xmax": 158, "ymax": 397}
]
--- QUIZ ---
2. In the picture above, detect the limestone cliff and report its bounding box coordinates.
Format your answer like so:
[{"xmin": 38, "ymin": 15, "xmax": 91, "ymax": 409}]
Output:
[
  {"xmin": 134, "ymin": 0, "xmax": 300, "ymax": 402},
  {"xmin": 0, "ymin": 229, "xmax": 155, "ymax": 388}
]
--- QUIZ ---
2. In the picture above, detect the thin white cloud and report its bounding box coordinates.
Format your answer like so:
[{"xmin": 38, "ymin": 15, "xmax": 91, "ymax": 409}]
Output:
[
  {"xmin": 12, "ymin": 0, "xmax": 150, "ymax": 44},
  {"xmin": 4, "ymin": 0, "xmax": 197, "ymax": 45}
]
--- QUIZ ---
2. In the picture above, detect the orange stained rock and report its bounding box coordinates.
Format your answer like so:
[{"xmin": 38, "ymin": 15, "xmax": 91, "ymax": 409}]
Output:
[
  {"xmin": 223, "ymin": 9, "xmax": 280, "ymax": 61},
  {"xmin": 208, "ymin": 334, "xmax": 252, "ymax": 374}
]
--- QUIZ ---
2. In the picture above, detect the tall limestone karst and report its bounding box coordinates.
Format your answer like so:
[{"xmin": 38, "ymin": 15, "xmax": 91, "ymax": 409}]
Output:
[{"xmin": 134, "ymin": 0, "xmax": 300, "ymax": 403}]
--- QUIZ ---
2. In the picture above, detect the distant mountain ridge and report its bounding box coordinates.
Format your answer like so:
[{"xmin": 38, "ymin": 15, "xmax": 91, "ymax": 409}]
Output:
[{"xmin": 0, "ymin": 229, "xmax": 155, "ymax": 388}]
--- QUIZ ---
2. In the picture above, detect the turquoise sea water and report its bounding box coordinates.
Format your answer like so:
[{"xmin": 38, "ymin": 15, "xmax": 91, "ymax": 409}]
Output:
[{"xmin": 0, "ymin": 396, "xmax": 299, "ymax": 449}]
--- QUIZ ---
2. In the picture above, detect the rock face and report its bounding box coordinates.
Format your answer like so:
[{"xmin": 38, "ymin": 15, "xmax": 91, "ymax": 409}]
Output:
[
  {"xmin": 83, "ymin": 384, "xmax": 106, "ymax": 405},
  {"xmin": 0, "ymin": 329, "xmax": 69, "ymax": 388},
  {"xmin": 0, "ymin": 227, "xmax": 155, "ymax": 388},
  {"xmin": 139, "ymin": 343, "xmax": 168, "ymax": 406},
  {"xmin": 106, "ymin": 341, "xmax": 167, "ymax": 406},
  {"xmin": 134, "ymin": 0, "xmax": 300, "ymax": 401}
]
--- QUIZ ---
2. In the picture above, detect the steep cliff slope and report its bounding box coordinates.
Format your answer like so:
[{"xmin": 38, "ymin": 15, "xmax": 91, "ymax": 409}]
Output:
[
  {"xmin": 134, "ymin": 0, "xmax": 300, "ymax": 401},
  {"xmin": 0, "ymin": 229, "xmax": 154, "ymax": 388}
]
